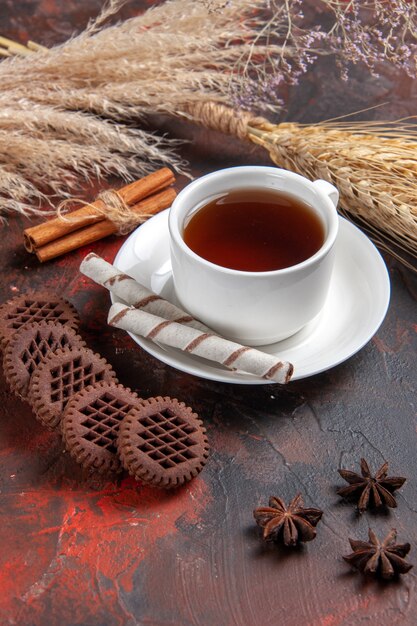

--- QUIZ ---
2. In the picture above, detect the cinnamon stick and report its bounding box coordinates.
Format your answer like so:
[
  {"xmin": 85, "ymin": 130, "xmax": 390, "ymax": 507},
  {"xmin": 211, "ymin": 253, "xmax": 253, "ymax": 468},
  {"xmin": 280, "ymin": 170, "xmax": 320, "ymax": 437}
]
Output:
[
  {"xmin": 35, "ymin": 187, "xmax": 177, "ymax": 263},
  {"xmin": 24, "ymin": 167, "xmax": 175, "ymax": 252}
]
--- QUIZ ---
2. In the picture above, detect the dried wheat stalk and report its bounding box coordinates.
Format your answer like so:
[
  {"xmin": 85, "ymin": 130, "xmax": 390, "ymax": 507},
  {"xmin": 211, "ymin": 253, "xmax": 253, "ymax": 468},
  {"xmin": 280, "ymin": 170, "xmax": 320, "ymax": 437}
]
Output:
[
  {"xmin": 1, "ymin": 0, "xmax": 417, "ymax": 269},
  {"xmin": 0, "ymin": 0, "xmax": 296, "ymax": 218},
  {"xmin": 248, "ymin": 119, "xmax": 417, "ymax": 267},
  {"xmin": 185, "ymin": 102, "xmax": 417, "ymax": 268}
]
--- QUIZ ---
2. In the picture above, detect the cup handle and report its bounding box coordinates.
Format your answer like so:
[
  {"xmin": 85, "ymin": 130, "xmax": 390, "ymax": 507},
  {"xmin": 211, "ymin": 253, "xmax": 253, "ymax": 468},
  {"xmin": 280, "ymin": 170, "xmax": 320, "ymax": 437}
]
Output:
[{"xmin": 312, "ymin": 179, "xmax": 339, "ymax": 208}]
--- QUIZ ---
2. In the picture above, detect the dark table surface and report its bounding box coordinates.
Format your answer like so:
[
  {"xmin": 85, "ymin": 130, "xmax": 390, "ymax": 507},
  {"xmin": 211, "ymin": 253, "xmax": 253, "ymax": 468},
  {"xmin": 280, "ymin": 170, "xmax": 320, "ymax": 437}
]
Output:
[{"xmin": 1, "ymin": 2, "xmax": 417, "ymax": 626}]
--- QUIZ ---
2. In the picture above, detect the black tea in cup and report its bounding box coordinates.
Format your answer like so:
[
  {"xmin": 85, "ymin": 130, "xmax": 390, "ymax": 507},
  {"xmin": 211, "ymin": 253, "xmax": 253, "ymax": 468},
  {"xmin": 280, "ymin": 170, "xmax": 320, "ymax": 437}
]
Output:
[{"xmin": 183, "ymin": 188, "xmax": 325, "ymax": 271}]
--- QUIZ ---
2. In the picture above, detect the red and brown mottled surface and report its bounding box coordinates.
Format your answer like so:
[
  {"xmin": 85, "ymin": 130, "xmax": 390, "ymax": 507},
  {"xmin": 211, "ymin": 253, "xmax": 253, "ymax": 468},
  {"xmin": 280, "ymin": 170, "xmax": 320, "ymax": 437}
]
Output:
[{"xmin": 1, "ymin": 2, "xmax": 417, "ymax": 625}]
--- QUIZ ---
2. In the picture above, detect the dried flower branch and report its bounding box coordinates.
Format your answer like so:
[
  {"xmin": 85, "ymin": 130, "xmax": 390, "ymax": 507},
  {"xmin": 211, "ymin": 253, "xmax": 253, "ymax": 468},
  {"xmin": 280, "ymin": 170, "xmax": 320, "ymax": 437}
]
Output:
[{"xmin": 323, "ymin": 0, "xmax": 417, "ymax": 78}]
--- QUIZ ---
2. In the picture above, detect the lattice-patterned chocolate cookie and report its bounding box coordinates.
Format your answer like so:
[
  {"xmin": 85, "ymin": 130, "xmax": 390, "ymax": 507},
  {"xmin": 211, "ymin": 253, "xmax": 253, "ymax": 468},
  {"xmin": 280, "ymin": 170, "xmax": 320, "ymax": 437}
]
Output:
[
  {"xmin": 62, "ymin": 381, "xmax": 140, "ymax": 474},
  {"xmin": 118, "ymin": 396, "xmax": 209, "ymax": 489},
  {"xmin": 28, "ymin": 346, "xmax": 117, "ymax": 430},
  {"xmin": 3, "ymin": 321, "xmax": 86, "ymax": 400},
  {"xmin": 0, "ymin": 291, "xmax": 79, "ymax": 350}
]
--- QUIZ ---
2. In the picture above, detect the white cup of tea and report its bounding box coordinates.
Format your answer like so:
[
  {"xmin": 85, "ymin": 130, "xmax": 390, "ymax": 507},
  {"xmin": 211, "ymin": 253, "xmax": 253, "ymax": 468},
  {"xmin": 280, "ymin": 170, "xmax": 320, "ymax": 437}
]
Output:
[{"xmin": 168, "ymin": 166, "xmax": 339, "ymax": 346}]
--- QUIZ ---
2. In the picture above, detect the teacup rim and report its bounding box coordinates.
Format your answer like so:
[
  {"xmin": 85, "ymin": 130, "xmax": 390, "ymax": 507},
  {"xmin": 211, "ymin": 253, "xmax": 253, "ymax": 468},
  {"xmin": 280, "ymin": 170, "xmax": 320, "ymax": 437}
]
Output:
[{"xmin": 168, "ymin": 165, "xmax": 339, "ymax": 276}]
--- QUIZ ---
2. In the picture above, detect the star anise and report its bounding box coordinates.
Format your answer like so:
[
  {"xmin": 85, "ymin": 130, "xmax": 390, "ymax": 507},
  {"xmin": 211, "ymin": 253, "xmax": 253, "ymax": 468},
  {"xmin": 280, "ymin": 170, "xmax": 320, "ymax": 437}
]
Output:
[
  {"xmin": 337, "ymin": 458, "xmax": 406, "ymax": 513},
  {"xmin": 253, "ymin": 494, "xmax": 323, "ymax": 546},
  {"xmin": 343, "ymin": 528, "xmax": 413, "ymax": 579}
]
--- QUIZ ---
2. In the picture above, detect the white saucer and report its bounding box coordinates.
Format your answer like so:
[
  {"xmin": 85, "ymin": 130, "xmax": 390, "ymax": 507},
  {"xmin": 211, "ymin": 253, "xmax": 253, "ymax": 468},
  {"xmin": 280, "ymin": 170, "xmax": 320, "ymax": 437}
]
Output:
[{"xmin": 112, "ymin": 209, "xmax": 390, "ymax": 384}]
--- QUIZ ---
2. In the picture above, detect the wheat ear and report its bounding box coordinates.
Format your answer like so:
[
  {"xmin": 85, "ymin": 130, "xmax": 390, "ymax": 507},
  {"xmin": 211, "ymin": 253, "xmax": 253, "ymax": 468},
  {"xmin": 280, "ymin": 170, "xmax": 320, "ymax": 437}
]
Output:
[{"xmin": 185, "ymin": 102, "xmax": 417, "ymax": 270}]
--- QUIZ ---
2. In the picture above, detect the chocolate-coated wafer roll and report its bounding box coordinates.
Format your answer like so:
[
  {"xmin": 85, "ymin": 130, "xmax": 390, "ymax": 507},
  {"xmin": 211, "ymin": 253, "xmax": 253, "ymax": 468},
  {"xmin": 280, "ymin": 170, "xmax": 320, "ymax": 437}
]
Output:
[
  {"xmin": 80, "ymin": 253, "xmax": 210, "ymax": 332},
  {"xmin": 108, "ymin": 303, "xmax": 294, "ymax": 384}
]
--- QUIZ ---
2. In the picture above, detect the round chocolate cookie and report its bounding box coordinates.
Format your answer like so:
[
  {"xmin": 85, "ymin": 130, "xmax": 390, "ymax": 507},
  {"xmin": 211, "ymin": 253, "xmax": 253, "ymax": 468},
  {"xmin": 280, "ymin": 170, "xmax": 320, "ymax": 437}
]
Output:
[
  {"xmin": 3, "ymin": 321, "xmax": 86, "ymax": 400},
  {"xmin": 118, "ymin": 396, "xmax": 209, "ymax": 489},
  {"xmin": 28, "ymin": 346, "xmax": 117, "ymax": 430},
  {"xmin": 0, "ymin": 291, "xmax": 79, "ymax": 350},
  {"xmin": 62, "ymin": 381, "xmax": 140, "ymax": 474}
]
